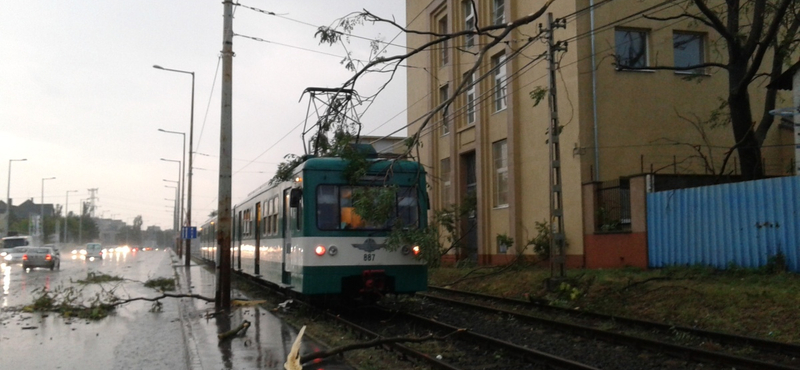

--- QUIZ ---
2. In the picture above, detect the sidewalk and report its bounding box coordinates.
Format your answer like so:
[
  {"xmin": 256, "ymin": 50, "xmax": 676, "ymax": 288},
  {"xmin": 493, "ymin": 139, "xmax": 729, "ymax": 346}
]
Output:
[{"xmin": 169, "ymin": 251, "xmax": 354, "ymax": 370}]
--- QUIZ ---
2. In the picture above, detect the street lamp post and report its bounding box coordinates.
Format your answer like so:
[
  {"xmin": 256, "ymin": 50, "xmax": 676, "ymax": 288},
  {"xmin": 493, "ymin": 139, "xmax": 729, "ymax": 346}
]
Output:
[
  {"xmin": 78, "ymin": 198, "xmax": 86, "ymax": 245},
  {"xmin": 4, "ymin": 158, "xmax": 26, "ymax": 236},
  {"xmin": 63, "ymin": 190, "xmax": 77, "ymax": 245},
  {"xmin": 41, "ymin": 177, "xmax": 56, "ymax": 243},
  {"xmin": 164, "ymin": 179, "xmax": 180, "ymax": 254},
  {"xmin": 159, "ymin": 129, "xmax": 186, "ymax": 255},
  {"xmin": 154, "ymin": 64, "xmax": 195, "ymax": 267},
  {"xmin": 161, "ymin": 158, "xmax": 183, "ymax": 251},
  {"xmin": 165, "ymin": 185, "xmax": 178, "ymax": 240}
]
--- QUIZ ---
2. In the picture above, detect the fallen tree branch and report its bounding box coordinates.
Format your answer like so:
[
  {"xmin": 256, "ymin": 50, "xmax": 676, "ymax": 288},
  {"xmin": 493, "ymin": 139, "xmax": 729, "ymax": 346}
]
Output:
[
  {"xmin": 298, "ymin": 329, "xmax": 464, "ymax": 364},
  {"xmin": 105, "ymin": 293, "xmax": 214, "ymax": 308},
  {"xmin": 218, "ymin": 320, "xmax": 251, "ymax": 341}
]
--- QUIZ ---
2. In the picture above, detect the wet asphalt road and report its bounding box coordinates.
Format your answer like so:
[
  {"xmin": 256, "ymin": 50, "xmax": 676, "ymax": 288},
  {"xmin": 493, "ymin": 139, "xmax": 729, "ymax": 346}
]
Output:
[
  {"xmin": 1, "ymin": 248, "xmax": 356, "ymax": 370},
  {"xmin": 0, "ymin": 248, "xmax": 187, "ymax": 370}
]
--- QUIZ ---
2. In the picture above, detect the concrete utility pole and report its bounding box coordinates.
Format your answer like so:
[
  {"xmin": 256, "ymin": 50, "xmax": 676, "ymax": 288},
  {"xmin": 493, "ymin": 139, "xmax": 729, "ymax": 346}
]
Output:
[
  {"xmin": 87, "ymin": 188, "xmax": 99, "ymax": 218},
  {"xmin": 543, "ymin": 13, "xmax": 568, "ymax": 286},
  {"xmin": 216, "ymin": 0, "xmax": 234, "ymax": 310},
  {"xmin": 63, "ymin": 190, "xmax": 77, "ymax": 245},
  {"xmin": 78, "ymin": 198, "xmax": 86, "ymax": 245},
  {"xmin": 41, "ymin": 177, "xmax": 56, "ymax": 243},
  {"xmin": 5, "ymin": 158, "xmax": 26, "ymax": 236}
]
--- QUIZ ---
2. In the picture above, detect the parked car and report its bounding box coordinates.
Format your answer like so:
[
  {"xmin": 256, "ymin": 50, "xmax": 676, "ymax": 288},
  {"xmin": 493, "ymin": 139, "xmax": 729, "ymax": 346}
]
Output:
[
  {"xmin": 85, "ymin": 243, "xmax": 103, "ymax": 260},
  {"xmin": 22, "ymin": 246, "xmax": 61, "ymax": 271},
  {"xmin": 2, "ymin": 246, "xmax": 29, "ymax": 263}
]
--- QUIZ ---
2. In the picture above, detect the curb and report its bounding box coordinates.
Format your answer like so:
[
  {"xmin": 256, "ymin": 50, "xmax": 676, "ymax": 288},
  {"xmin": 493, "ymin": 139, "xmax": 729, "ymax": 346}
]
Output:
[{"xmin": 171, "ymin": 250, "xmax": 203, "ymax": 370}]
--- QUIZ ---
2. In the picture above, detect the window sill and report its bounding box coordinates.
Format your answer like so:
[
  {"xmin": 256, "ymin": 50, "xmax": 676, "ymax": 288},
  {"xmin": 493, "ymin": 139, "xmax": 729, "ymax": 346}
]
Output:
[
  {"xmin": 492, "ymin": 107, "xmax": 507, "ymax": 115},
  {"xmin": 674, "ymin": 71, "xmax": 710, "ymax": 77},
  {"xmin": 457, "ymin": 123, "xmax": 475, "ymax": 133},
  {"xmin": 615, "ymin": 68, "xmax": 656, "ymax": 73},
  {"xmin": 493, "ymin": 204, "xmax": 509, "ymax": 210}
]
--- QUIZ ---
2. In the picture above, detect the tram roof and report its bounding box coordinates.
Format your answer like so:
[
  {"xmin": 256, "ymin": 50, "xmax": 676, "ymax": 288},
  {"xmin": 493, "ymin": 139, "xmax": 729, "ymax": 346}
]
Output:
[{"xmin": 300, "ymin": 157, "xmax": 424, "ymax": 173}]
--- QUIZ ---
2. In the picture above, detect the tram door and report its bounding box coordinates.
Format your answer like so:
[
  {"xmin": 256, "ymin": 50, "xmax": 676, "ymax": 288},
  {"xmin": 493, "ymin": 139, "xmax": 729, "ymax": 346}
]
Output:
[
  {"xmin": 281, "ymin": 189, "xmax": 292, "ymax": 285},
  {"xmin": 235, "ymin": 210, "xmax": 242, "ymax": 270},
  {"xmin": 254, "ymin": 202, "xmax": 261, "ymax": 276}
]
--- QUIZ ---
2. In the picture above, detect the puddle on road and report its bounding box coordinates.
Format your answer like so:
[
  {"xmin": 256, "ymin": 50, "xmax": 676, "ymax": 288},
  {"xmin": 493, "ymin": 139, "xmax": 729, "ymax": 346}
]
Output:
[{"xmin": 181, "ymin": 264, "xmax": 354, "ymax": 370}]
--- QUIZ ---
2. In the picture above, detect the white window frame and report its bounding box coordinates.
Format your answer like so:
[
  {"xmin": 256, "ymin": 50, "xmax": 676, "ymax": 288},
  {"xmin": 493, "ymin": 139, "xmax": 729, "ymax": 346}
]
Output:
[
  {"xmin": 465, "ymin": 73, "xmax": 476, "ymax": 125},
  {"xmin": 615, "ymin": 28, "xmax": 649, "ymax": 70},
  {"xmin": 493, "ymin": 53, "xmax": 507, "ymax": 112},
  {"xmin": 493, "ymin": 140, "xmax": 508, "ymax": 207},
  {"xmin": 440, "ymin": 84, "xmax": 450, "ymax": 135},
  {"xmin": 464, "ymin": 1, "xmax": 475, "ymax": 47},
  {"xmin": 493, "ymin": 0, "xmax": 505, "ymax": 25},
  {"xmin": 673, "ymin": 32, "xmax": 704, "ymax": 74}
]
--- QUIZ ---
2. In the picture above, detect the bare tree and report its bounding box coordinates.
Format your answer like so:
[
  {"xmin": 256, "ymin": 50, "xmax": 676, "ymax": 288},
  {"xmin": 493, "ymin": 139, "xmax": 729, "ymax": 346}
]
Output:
[
  {"xmin": 311, "ymin": 0, "xmax": 555, "ymax": 157},
  {"xmin": 639, "ymin": 0, "xmax": 800, "ymax": 180}
]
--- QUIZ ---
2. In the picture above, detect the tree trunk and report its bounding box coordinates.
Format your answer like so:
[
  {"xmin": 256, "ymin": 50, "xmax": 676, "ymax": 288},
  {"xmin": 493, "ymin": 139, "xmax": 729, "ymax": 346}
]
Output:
[{"xmin": 728, "ymin": 90, "xmax": 763, "ymax": 180}]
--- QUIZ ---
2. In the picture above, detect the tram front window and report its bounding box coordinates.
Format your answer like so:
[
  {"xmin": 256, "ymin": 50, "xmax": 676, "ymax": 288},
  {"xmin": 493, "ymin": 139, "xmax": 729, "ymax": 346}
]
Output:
[{"xmin": 316, "ymin": 185, "xmax": 419, "ymax": 231}]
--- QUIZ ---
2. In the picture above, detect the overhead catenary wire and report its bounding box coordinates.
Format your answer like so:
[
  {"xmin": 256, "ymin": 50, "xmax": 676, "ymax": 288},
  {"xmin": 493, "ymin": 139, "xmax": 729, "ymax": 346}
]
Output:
[{"xmin": 224, "ymin": 0, "xmax": 729, "ymax": 196}]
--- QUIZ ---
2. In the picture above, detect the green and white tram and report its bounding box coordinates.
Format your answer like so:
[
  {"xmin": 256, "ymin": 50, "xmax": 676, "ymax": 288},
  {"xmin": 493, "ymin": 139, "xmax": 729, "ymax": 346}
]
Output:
[{"xmin": 198, "ymin": 155, "xmax": 428, "ymax": 298}]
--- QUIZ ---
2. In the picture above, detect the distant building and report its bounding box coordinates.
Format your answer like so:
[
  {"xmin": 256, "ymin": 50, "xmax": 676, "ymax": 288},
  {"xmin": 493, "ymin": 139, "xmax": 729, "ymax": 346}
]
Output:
[
  {"xmin": 14, "ymin": 198, "xmax": 55, "ymax": 220},
  {"xmin": 96, "ymin": 218, "xmax": 126, "ymax": 245}
]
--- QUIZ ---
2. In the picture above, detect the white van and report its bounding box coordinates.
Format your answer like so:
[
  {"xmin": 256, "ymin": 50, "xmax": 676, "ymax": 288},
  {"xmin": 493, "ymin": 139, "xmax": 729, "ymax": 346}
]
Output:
[{"xmin": 85, "ymin": 243, "xmax": 103, "ymax": 260}]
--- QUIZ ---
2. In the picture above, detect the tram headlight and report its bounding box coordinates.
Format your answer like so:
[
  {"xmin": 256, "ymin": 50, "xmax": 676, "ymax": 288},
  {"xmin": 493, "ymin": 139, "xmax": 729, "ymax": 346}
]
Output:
[
  {"xmin": 314, "ymin": 245, "xmax": 326, "ymax": 256},
  {"xmin": 412, "ymin": 245, "xmax": 421, "ymax": 256},
  {"xmin": 328, "ymin": 246, "xmax": 338, "ymax": 256}
]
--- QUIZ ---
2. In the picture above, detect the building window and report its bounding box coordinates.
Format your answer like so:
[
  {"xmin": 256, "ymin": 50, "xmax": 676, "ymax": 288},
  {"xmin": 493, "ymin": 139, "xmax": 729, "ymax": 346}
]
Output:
[
  {"xmin": 492, "ymin": 53, "xmax": 507, "ymax": 112},
  {"xmin": 673, "ymin": 32, "xmax": 704, "ymax": 74},
  {"xmin": 615, "ymin": 29, "xmax": 649, "ymax": 69},
  {"xmin": 493, "ymin": 140, "xmax": 508, "ymax": 207},
  {"xmin": 441, "ymin": 158, "xmax": 451, "ymax": 207},
  {"xmin": 493, "ymin": 0, "xmax": 505, "ymax": 25},
  {"xmin": 464, "ymin": 1, "xmax": 475, "ymax": 47},
  {"xmin": 440, "ymin": 84, "xmax": 450, "ymax": 135},
  {"xmin": 439, "ymin": 17, "xmax": 448, "ymax": 65},
  {"xmin": 465, "ymin": 72, "xmax": 476, "ymax": 125}
]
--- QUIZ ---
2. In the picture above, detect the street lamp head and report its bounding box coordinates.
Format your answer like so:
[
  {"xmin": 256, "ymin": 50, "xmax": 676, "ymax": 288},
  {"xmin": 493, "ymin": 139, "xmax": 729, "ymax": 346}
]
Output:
[{"xmin": 153, "ymin": 65, "xmax": 164, "ymax": 70}]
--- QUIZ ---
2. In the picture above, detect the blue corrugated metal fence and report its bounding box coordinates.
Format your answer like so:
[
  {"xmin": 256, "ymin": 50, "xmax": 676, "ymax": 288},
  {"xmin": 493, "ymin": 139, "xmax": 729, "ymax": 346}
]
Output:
[{"xmin": 647, "ymin": 176, "xmax": 800, "ymax": 272}]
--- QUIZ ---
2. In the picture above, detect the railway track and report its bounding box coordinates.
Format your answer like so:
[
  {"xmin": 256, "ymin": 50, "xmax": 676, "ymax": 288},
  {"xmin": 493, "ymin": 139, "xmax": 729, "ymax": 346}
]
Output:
[
  {"xmin": 232, "ymin": 269, "xmax": 598, "ymax": 369},
  {"xmin": 414, "ymin": 286, "xmax": 800, "ymax": 370},
  {"xmin": 222, "ymin": 267, "xmax": 799, "ymax": 369}
]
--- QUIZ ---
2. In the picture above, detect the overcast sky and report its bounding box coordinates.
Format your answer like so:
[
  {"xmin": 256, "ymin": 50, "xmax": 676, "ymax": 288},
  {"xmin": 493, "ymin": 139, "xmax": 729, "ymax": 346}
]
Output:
[{"xmin": 0, "ymin": 1, "xmax": 408, "ymax": 231}]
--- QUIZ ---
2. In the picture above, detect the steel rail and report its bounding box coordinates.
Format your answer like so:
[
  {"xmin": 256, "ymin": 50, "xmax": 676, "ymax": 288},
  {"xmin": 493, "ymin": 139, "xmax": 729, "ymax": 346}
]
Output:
[
  {"xmin": 389, "ymin": 310, "xmax": 601, "ymax": 370},
  {"xmin": 422, "ymin": 290, "xmax": 799, "ymax": 370},
  {"xmin": 427, "ymin": 286, "xmax": 800, "ymax": 357}
]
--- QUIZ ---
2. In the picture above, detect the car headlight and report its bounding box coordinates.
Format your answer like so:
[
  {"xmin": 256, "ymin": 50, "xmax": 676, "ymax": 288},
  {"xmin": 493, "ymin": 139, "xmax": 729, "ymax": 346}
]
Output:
[
  {"xmin": 3, "ymin": 255, "xmax": 11, "ymax": 261},
  {"xmin": 0, "ymin": 251, "xmax": 6, "ymax": 257}
]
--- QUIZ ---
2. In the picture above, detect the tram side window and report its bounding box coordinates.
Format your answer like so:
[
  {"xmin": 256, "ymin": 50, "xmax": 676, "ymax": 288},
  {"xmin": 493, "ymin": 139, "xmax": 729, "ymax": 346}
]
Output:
[
  {"xmin": 262, "ymin": 201, "xmax": 269, "ymax": 237},
  {"xmin": 273, "ymin": 198, "xmax": 278, "ymax": 234},
  {"xmin": 397, "ymin": 187, "xmax": 419, "ymax": 227},
  {"xmin": 317, "ymin": 185, "xmax": 339, "ymax": 230}
]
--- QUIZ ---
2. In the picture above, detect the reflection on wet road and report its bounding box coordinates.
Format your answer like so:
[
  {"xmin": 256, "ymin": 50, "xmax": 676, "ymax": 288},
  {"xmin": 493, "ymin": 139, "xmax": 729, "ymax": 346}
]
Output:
[
  {"xmin": 2, "ymin": 248, "xmax": 355, "ymax": 370},
  {"xmin": 0, "ymin": 249, "xmax": 186, "ymax": 370}
]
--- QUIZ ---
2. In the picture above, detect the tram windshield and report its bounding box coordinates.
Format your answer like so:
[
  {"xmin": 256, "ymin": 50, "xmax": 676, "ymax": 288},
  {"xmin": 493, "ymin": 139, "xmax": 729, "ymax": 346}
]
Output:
[{"xmin": 316, "ymin": 185, "xmax": 419, "ymax": 231}]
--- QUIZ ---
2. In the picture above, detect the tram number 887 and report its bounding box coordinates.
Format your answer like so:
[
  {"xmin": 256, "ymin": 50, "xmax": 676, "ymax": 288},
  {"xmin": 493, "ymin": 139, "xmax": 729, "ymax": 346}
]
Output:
[{"xmin": 363, "ymin": 253, "xmax": 376, "ymax": 261}]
